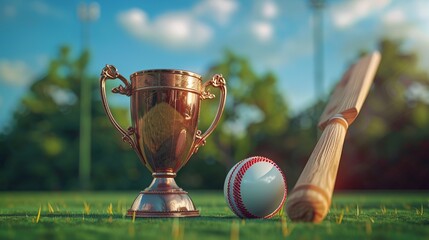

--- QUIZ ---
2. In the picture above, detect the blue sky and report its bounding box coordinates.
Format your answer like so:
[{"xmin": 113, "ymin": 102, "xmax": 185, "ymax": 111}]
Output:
[{"xmin": 1, "ymin": 0, "xmax": 429, "ymax": 130}]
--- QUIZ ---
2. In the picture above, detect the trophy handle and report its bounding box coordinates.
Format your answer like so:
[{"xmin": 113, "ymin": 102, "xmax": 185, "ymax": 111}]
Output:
[
  {"xmin": 99, "ymin": 65, "xmax": 142, "ymax": 161},
  {"xmin": 192, "ymin": 74, "xmax": 227, "ymax": 153}
]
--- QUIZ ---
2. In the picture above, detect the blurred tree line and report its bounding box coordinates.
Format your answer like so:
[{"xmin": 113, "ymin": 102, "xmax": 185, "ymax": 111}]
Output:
[
  {"xmin": 0, "ymin": 47, "xmax": 151, "ymax": 190},
  {"xmin": 1, "ymin": 39, "xmax": 428, "ymax": 190}
]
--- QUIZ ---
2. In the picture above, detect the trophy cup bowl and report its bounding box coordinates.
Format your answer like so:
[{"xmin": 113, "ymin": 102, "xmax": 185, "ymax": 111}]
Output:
[{"xmin": 100, "ymin": 65, "xmax": 226, "ymax": 217}]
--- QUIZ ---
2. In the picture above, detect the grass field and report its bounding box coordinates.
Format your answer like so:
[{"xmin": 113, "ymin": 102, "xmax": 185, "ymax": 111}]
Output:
[{"xmin": 0, "ymin": 191, "xmax": 428, "ymax": 239}]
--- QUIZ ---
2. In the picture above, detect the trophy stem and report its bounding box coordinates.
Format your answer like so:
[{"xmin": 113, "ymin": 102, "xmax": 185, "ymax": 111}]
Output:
[{"xmin": 127, "ymin": 174, "xmax": 200, "ymax": 217}]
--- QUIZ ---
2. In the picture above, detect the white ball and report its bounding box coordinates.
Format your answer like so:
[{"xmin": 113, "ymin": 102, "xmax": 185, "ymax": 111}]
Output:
[{"xmin": 224, "ymin": 156, "xmax": 287, "ymax": 218}]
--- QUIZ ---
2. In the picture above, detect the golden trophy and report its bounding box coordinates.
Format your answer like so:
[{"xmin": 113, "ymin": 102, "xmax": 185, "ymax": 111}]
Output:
[{"xmin": 100, "ymin": 65, "xmax": 226, "ymax": 217}]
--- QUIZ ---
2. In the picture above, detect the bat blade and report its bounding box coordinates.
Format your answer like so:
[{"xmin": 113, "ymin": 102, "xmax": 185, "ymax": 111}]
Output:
[{"xmin": 318, "ymin": 52, "xmax": 381, "ymax": 129}]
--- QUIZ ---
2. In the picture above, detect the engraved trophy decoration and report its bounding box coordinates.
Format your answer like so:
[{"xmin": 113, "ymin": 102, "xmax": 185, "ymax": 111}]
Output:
[{"xmin": 100, "ymin": 65, "xmax": 227, "ymax": 217}]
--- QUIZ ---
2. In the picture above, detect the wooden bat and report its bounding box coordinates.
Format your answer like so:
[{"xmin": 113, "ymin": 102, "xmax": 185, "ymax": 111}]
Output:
[{"xmin": 286, "ymin": 52, "xmax": 381, "ymax": 223}]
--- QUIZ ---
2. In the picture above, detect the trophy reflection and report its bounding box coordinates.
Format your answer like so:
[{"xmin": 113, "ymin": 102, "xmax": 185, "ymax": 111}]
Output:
[{"xmin": 100, "ymin": 65, "xmax": 226, "ymax": 217}]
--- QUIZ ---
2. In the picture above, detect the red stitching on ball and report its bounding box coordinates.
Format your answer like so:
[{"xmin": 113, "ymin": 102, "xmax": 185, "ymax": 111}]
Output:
[
  {"xmin": 233, "ymin": 156, "xmax": 267, "ymax": 218},
  {"xmin": 227, "ymin": 159, "xmax": 244, "ymax": 218},
  {"xmin": 232, "ymin": 156, "xmax": 287, "ymax": 219}
]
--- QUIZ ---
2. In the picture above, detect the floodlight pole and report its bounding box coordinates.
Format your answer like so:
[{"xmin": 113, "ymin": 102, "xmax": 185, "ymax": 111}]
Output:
[
  {"xmin": 78, "ymin": 2, "xmax": 99, "ymax": 190},
  {"xmin": 310, "ymin": 0, "xmax": 325, "ymax": 101},
  {"xmin": 308, "ymin": 0, "xmax": 325, "ymax": 138}
]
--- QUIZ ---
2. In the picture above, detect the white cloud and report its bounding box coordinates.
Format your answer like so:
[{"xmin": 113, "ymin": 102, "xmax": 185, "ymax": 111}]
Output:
[
  {"xmin": 383, "ymin": 8, "xmax": 406, "ymax": 25},
  {"xmin": 246, "ymin": 0, "xmax": 278, "ymax": 43},
  {"xmin": 117, "ymin": 8, "xmax": 148, "ymax": 39},
  {"xmin": 416, "ymin": 1, "xmax": 429, "ymax": 21},
  {"xmin": 118, "ymin": 0, "xmax": 239, "ymax": 49},
  {"xmin": 47, "ymin": 86, "xmax": 77, "ymax": 106},
  {"xmin": 379, "ymin": 3, "xmax": 429, "ymax": 51},
  {"xmin": 118, "ymin": 9, "xmax": 212, "ymax": 49},
  {"xmin": 0, "ymin": 60, "xmax": 33, "ymax": 87},
  {"xmin": 117, "ymin": 0, "xmax": 239, "ymax": 49},
  {"xmin": 251, "ymin": 21, "xmax": 273, "ymax": 42},
  {"xmin": 154, "ymin": 13, "xmax": 212, "ymax": 47},
  {"xmin": 31, "ymin": 0, "xmax": 64, "ymax": 18},
  {"xmin": 331, "ymin": 0, "xmax": 391, "ymax": 28},
  {"xmin": 193, "ymin": 0, "xmax": 238, "ymax": 25},
  {"xmin": 1, "ymin": 0, "xmax": 65, "ymax": 19},
  {"xmin": 261, "ymin": 1, "xmax": 278, "ymax": 19}
]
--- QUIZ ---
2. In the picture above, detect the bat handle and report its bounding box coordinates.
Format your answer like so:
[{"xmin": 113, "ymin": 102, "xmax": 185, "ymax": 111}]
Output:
[{"xmin": 286, "ymin": 115, "xmax": 348, "ymax": 223}]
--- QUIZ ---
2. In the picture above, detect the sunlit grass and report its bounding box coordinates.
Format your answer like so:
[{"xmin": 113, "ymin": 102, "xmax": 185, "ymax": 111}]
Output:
[
  {"xmin": 106, "ymin": 203, "xmax": 113, "ymax": 215},
  {"xmin": 416, "ymin": 204, "xmax": 424, "ymax": 216},
  {"xmin": 0, "ymin": 191, "xmax": 428, "ymax": 240},
  {"xmin": 280, "ymin": 216, "xmax": 293, "ymax": 237},
  {"xmin": 335, "ymin": 210, "xmax": 344, "ymax": 224},
  {"xmin": 83, "ymin": 201, "xmax": 90, "ymax": 215},
  {"xmin": 230, "ymin": 220, "xmax": 239, "ymax": 240},
  {"xmin": 47, "ymin": 202, "xmax": 55, "ymax": 214},
  {"xmin": 33, "ymin": 205, "xmax": 41, "ymax": 223}
]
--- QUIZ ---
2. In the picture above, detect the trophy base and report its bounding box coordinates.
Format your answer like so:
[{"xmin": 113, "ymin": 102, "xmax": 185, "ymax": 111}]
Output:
[{"xmin": 127, "ymin": 176, "xmax": 200, "ymax": 218}]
